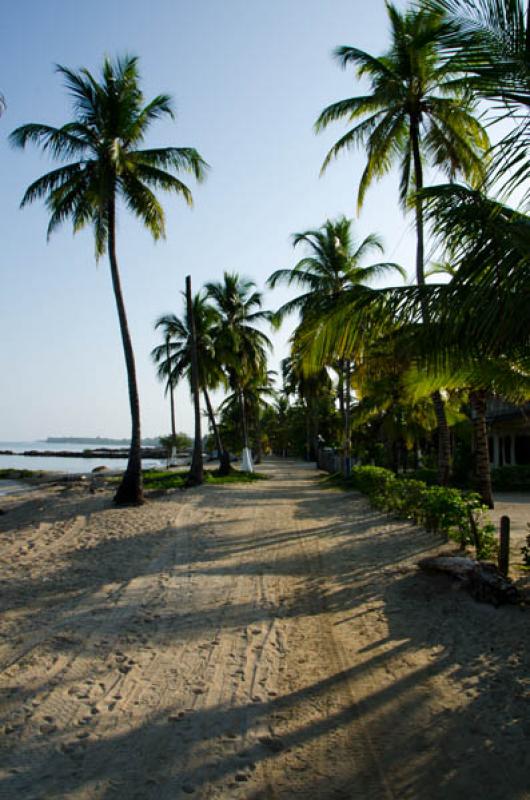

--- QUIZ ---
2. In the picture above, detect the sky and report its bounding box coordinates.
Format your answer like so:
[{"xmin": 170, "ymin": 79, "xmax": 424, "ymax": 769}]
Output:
[{"xmin": 0, "ymin": 0, "xmax": 420, "ymax": 441}]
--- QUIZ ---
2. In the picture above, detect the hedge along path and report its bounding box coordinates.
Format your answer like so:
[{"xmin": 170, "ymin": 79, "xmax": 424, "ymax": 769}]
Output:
[
  {"xmin": 336, "ymin": 466, "xmax": 498, "ymax": 557},
  {"xmin": 0, "ymin": 459, "xmax": 528, "ymax": 799}
]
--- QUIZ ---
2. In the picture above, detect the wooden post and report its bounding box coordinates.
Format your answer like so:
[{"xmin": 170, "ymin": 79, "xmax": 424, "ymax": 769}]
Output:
[{"xmin": 499, "ymin": 516, "xmax": 510, "ymax": 577}]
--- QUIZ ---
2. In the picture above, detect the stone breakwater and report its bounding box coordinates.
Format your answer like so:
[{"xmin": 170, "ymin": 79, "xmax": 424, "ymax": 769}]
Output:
[{"xmin": 0, "ymin": 447, "xmax": 167, "ymax": 460}]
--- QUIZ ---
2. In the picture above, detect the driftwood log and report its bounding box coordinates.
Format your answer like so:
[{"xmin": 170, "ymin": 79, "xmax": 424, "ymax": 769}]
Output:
[{"xmin": 418, "ymin": 556, "xmax": 519, "ymax": 606}]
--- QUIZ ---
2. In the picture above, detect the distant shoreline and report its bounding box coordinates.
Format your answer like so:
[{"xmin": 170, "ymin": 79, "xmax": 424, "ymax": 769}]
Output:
[
  {"xmin": 45, "ymin": 437, "xmax": 161, "ymax": 446},
  {"xmin": 0, "ymin": 447, "xmax": 167, "ymax": 460}
]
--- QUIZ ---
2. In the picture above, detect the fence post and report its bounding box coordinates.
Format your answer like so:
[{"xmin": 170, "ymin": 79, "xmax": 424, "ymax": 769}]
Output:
[{"xmin": 499, "ymin": 516, "xmax": 510, "ymax": 577}]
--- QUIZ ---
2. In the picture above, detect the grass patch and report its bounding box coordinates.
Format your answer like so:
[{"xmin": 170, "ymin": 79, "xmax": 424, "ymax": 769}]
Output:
[
  {"xmin": 206, "ymin": 469, "xmax": 268, "ymax": 484},
  {"xmin": 0, "ymin": 468, "xmax": 46, "ymax": 479},
  {"xmin": 141, "ymin": 470, "xmax": 187, "ymax": 490},
  {"xmin": 110, "ymin": 468, "xmax": 269, "ymax": 492}
]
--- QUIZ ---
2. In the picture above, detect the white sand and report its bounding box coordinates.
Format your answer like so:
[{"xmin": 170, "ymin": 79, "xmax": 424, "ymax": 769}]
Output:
[{"xmin": 0, "ymin": 460, "xmax": 529, "ymax": 799}]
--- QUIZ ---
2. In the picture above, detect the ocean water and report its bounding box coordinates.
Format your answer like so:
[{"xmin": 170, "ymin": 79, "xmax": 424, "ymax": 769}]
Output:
[{"xmin": 0, "ymin": 441, "xmax": 166, "ymax": 475}]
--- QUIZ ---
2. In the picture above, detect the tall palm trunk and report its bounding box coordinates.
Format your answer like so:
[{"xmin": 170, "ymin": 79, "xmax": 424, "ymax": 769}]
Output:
[
  {"xmin": 411, "ymin": 117, "xmax": 425, "ymax": 291},
  {"xmin": 337, "ymin": 360, "xmax": 345, "ymax": 474},
  {"xmin": 312, "ymin": 397, "xmax": 320, "ymax": 461},
  {"xmin": 203, "ymin": 387, "xmax": 230, "ymax": 475},
  {"xmin": 185, "ymin": 275, "xmax": 203, "ymax": 487},
  {"xmin": 254, "ymin": 408, "xmax": 263, "ymax": 464},
  {"xmin": 108, "ymin": 195, "xmax": 144, "ymax": 505},
  {"xmin": 305, "ymin": 401, "xmax": 311, "ymax": 461},
  {"xmin": 470, "ymin": 390, "xmax": 494, "ymax": 509},
  {"xmin": 344, "ymin": 358, "xmax": 352, "ymax": 476},
  {"xmin": 526, "ymin": 0, "xmax": 530, "ymax": 54},
  {"xmin": 239, "ymin": 388, "xmax": 249, "ymax": 450},
  {"xmin": 411, "ymin": 116, "xmax": 452, "ymax": 485},
  {"xmin": 432, "ymin": 392, "xmax": 452, "ymax": 485},
  {"xmin": 166, "ymin": 336, "xmax": 177, "ymax": 442}
]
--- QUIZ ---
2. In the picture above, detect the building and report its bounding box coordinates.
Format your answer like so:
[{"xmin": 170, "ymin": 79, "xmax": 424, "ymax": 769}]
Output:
[{"xmin": 487, "ymin": 398, "xmax": 530, "ymax": 468}]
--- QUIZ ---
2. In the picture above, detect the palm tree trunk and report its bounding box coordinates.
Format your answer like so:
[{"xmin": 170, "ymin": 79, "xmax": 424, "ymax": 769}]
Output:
[
  {"xmin": 185, "ymin": 275, "xmax": 203, "ymax": 487},
  {"xmin": 337, "ymin": 360, "xmax": 345, "ymax": 474},
  {"xmin": 411, "ymin": 115, "xmax": 452, "ymax": 485},
  {"xmin": 309, "ymin": 396, "xmax": 318, "ymax": 461},
  {"xmin": 203, "ymin": 387, "xmax": 230, "ymax": 475},
  {"xmin": 166, "ymin": 336, "xmax": 177, "ymax": 442},
  {"xmin": 305, "ymin": 400, "xmax": 311, "ymax": 461},
  {"xmin": 344, "ymin": 358, "xmax": 352, "ymax": 476},
  {"xmin": 254, "ymin": 409, "xmax": 263, "ymax": 464},
  {"xmin": 414, "ymin": 440, "xmax": 420, "ymax": 470},
  {"xmin": 411, "ymin": 117, "xmax": 425, "ymax": 290},
  {"xmin": 431, "ymin": 392, "xmax": 451, "ymax": 485},
  {"xmin": 526, "ymin": 0, "xmax": 530, "ymax": 55},
  {"xmin": 239, "ymin": 388, "xmax": 249, "ymax": 450},
  {"xmin": 202, "ymin": 388, "xmax": 222, "ymax": 454},
  {"xmin": 470, "ymin": 390, "xmax": 494, "ymax": 509},
  {"xmin": 107, "ymin": 195, "xmax": 144, "ymax": 505}
]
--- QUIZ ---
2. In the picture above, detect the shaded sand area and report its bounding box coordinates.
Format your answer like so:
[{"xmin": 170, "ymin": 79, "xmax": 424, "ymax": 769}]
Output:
[{"xmin": 1, "ymin": 460, "xmax": 529, "ymax": 800}]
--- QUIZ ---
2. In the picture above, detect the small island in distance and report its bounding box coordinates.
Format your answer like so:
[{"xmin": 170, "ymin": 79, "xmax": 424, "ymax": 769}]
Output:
[
  {"xmin": 46, "ymin": 436, "xmax": 162, "ymax": 446},
  {"xmin": 0, "ymin": 436, "xmax": 171, "ymax": 460}
]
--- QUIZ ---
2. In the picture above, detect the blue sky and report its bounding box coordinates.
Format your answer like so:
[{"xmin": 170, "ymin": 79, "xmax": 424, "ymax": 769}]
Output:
[{"xmin": 0, "ymin": 0, "xmax": 418, "ymax": 440}]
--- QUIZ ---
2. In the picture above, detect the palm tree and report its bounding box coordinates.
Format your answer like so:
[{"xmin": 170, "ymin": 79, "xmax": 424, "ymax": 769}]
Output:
[
  {"xmin": 220, "ymin": 369, "xmax": 276, "ymax": 464},
  {"xmin": 352, "ymin": 178, "xmax": 530, "ymax": 505},
  {"xmin": 152, "ymin": 291, "xmax": 230, "ymax": 473},
  {"xmin": 245, "ymin": 369, "xmax": 277, "ymax": 464},
  {"xmin": 268, "ymin": 216, "xmax": 404, "ymax": 473},
  {"xmin": 315, "ymin": 2, "xmax": 489, "ymax": 483},
  {"xmin": 424, "ymin": 0, "xmax": 530, "ymax": 200},
  {"xmin": 404, "ymin": 353, "xmax": 530, "ymax": 506},
  {"xmin": 417, "ymin": 183, "xmax": 530, "ymax": 357},
  {"xmin": 267, "ymin": 394, "xmax": 291, "ymax": 457},
  {"xmin": 351, "ymin": 363, "xmax": 444, "ymax": 473},
  {"xmin": 322, "ymin": 184, "xmax": 530, "ymax": 370},
  {"xmin": 10, "ymin": 55, "xmax": 207, "ymax": 504},
  {"xmin": 205, "ymin": 272, "xmax": 272, "ymax": 467},
  {"xmin": 407, "ymin": 181, "xmax": 530, "ymax": 506},
  {"xmin": 316, "ymin": 4, "xmax": 488, "ymax": 283},
  {"xmin": 282, "ymin": 353, "xmax": 332, "ymax": 461},
  {"xmin": 269, "ymin": 217, "xmax": 403, "ymax": 317}
]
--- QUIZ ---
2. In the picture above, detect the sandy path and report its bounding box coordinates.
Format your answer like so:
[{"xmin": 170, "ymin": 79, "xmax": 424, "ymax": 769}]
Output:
[{"xmin": 0, "ymin": 461, "xmax": 529, "ymax": 799}]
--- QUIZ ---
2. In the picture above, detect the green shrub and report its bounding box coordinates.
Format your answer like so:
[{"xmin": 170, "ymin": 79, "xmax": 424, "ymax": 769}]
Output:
[
  {"xmin": 0, "ymin": 468, "xmax": 45, "ymax": 479},
  {"xmin": 418, "ymin": 486, "xmax": 477, "ymax": 545},
  {"xmin": 349, "ymin": 466, "xmax": 397, "ymax": 496},
  {"xmin": 390, "ymin": 479, "xmax": 426, "ymax": 520},
  {"xmin": 474, "ymin": 518, "xmax": 498, "ymax": 560},
  {"xmin": 346, "ymin": 465, "xmax": 497, "ymax": 559},
  {"xmin": 139, "ymin": 468, "xmax": 267, "ymax": 491},
  {"xmin": 400, "ymin": 468, "xmax": 438, "ymax": 486}
]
